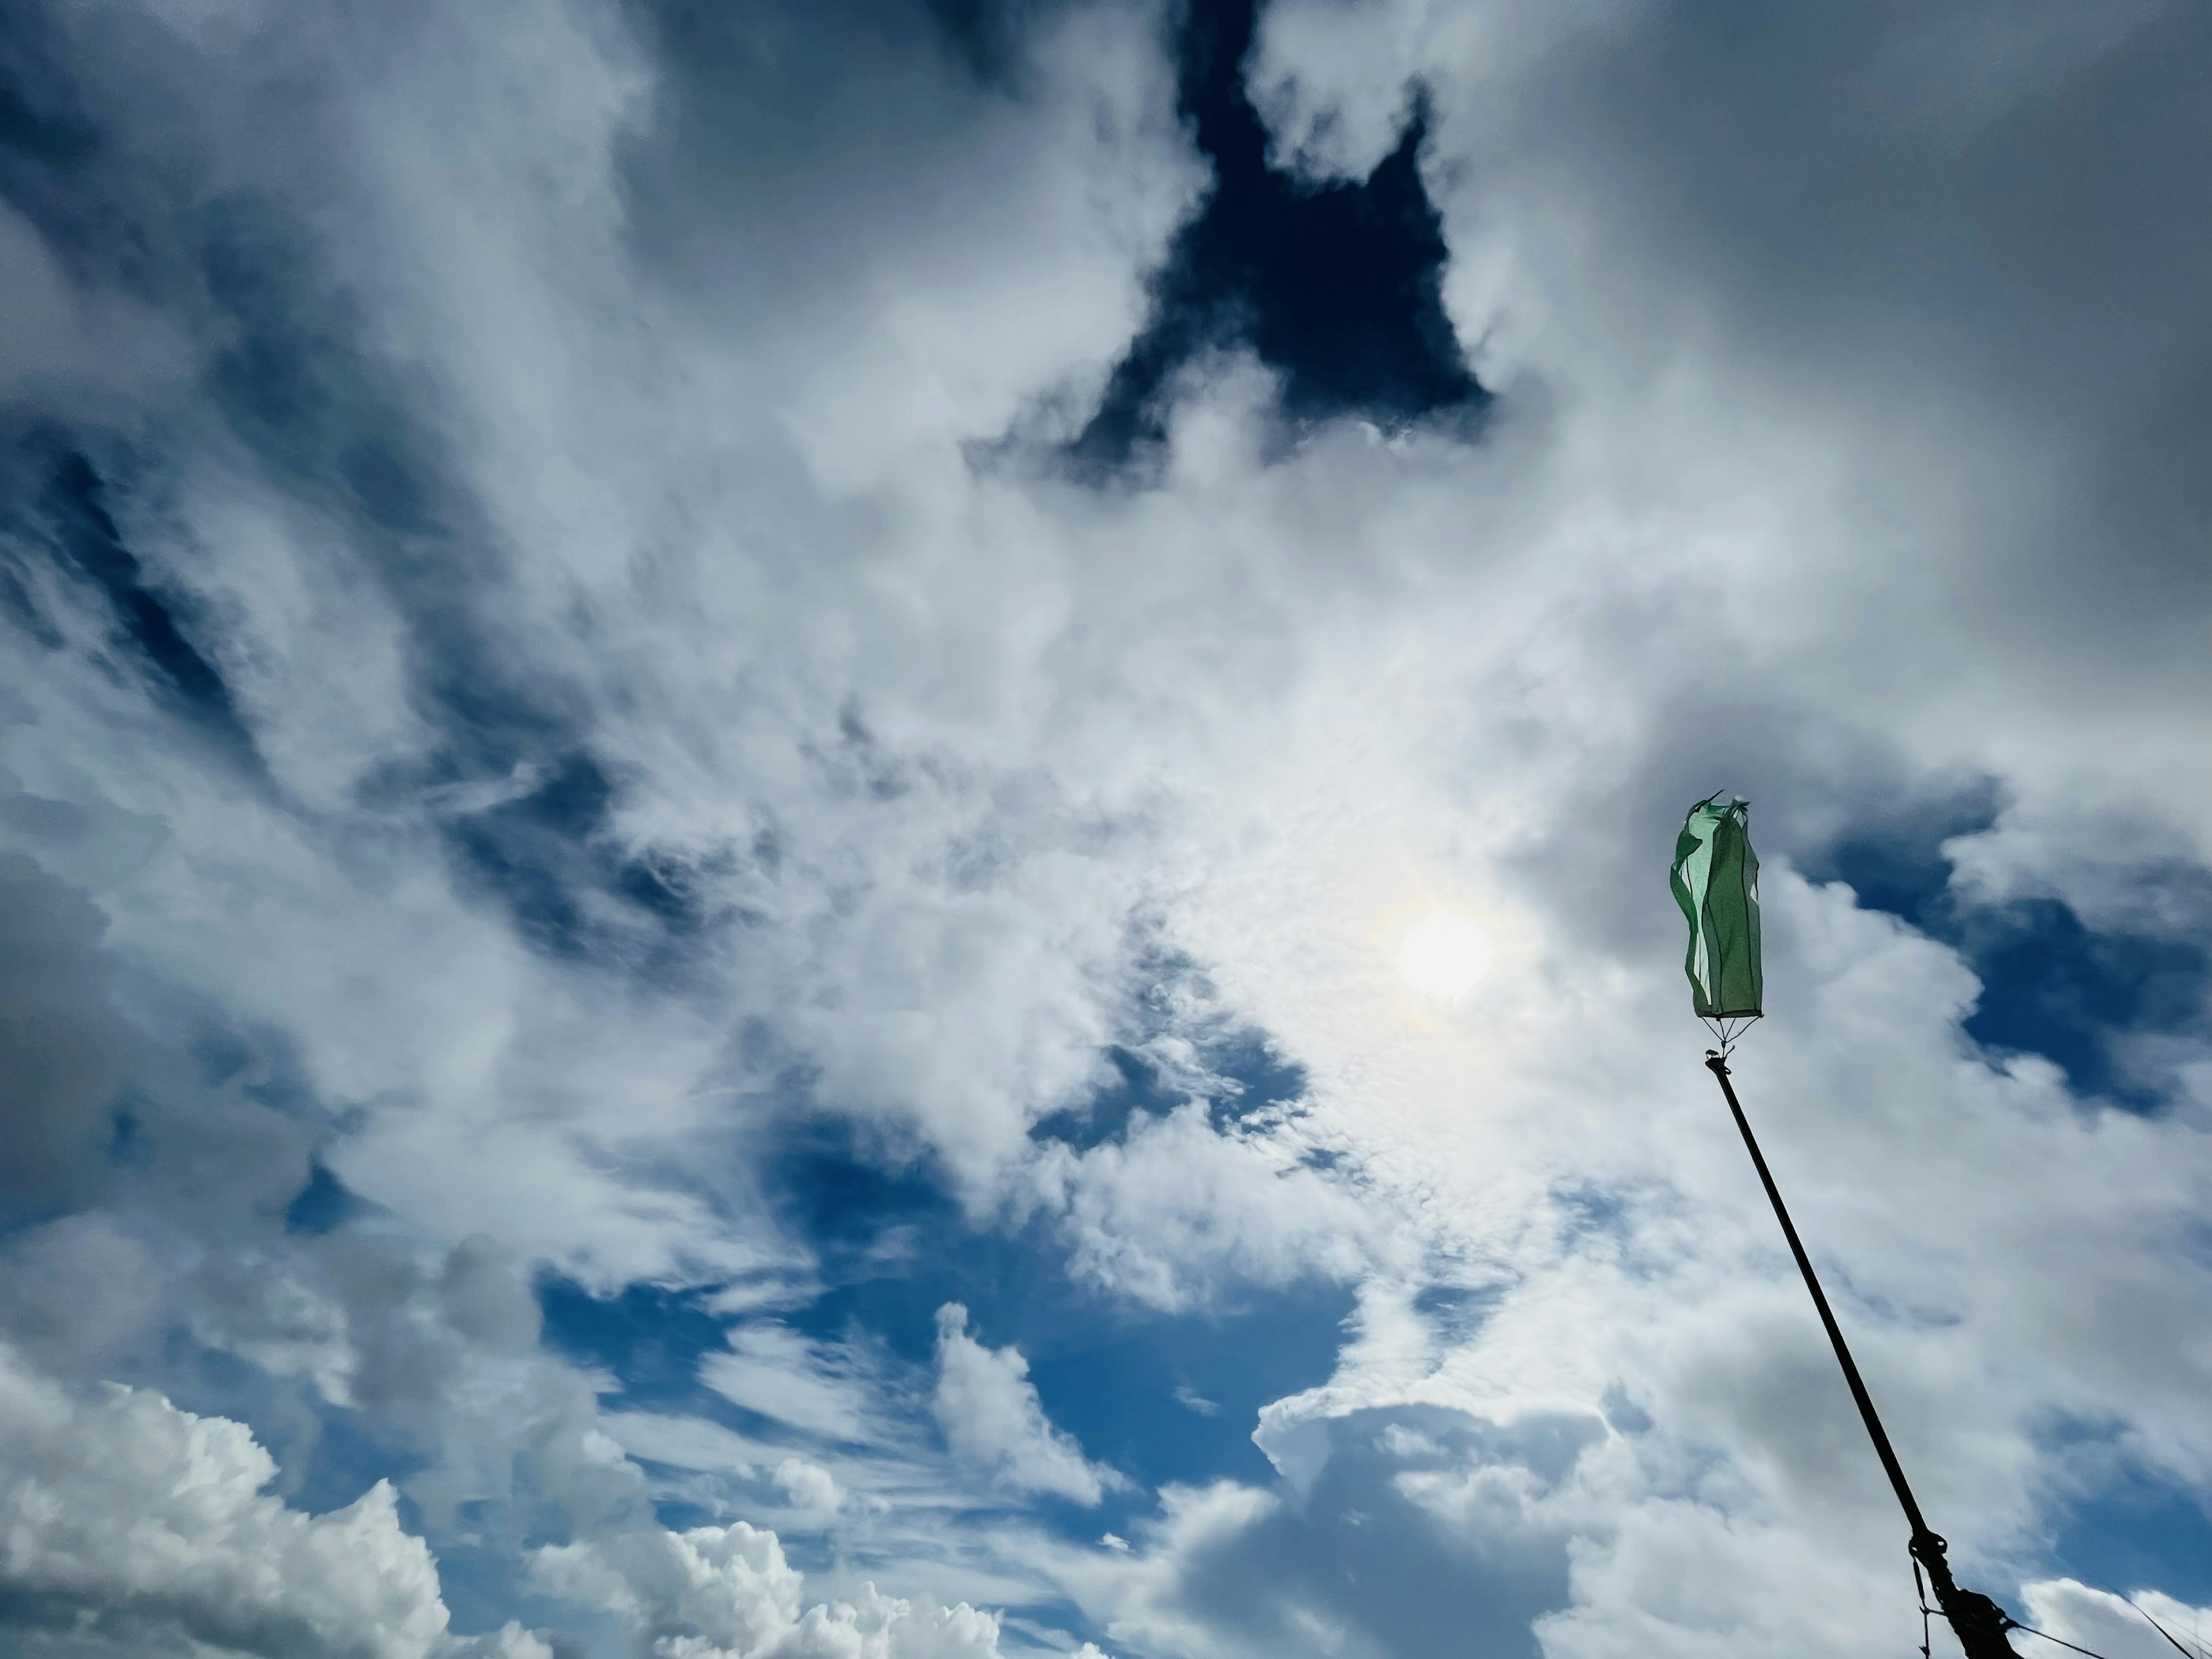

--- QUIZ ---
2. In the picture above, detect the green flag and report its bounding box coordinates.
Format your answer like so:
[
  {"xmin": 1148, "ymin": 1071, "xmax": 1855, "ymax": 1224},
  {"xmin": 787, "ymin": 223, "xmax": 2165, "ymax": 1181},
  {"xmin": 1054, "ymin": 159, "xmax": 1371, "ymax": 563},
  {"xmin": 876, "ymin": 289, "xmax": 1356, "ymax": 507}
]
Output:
[{"xmin": 1670, "ymin": 794, "xmax": 1763, "ymax": 1020}]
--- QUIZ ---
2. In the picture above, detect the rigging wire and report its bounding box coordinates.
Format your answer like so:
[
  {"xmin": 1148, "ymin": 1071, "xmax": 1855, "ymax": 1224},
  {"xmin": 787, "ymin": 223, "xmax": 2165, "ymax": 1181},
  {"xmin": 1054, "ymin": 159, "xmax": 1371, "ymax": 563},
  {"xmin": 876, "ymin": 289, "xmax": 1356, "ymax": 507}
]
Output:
[
  {"xmin": 2097, "ymin": 1592, "xmax": 2203, "ymax": 1654},
  {"xmin": 1700, "ymin": 1012, "xmax": 1760, "ymax": 1057},
  {"xmin": 2120, "ymin": 1599, "xmax": 2204, "ymax": 1659},
  {"xmin": 2008, "ymin": 1621, "xmax": 2117, "ymax": 1659},
  {"xmin": 1907, "ymin": 1543, "xmax": 2155, "ymax": 1659},
  {"xmin": 2139, "ymin": 1612, "xmax": 2209, "ymax": 1659},
  {"xmin": 2068, "ymin": 1567, "xmax": 2210, "ymax": 1659},
  {"xmin": 2078, "ymin": 1574, "xmax": 2207, "ymax": 1659}
]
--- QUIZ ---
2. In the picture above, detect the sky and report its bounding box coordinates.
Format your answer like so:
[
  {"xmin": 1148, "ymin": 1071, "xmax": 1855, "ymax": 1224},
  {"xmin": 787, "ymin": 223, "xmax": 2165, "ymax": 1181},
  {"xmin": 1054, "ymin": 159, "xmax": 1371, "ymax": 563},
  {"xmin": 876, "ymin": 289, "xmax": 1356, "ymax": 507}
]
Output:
[{"xmin": 0, "ymin": 1, "xmax": 2209, "ymax": 1656}]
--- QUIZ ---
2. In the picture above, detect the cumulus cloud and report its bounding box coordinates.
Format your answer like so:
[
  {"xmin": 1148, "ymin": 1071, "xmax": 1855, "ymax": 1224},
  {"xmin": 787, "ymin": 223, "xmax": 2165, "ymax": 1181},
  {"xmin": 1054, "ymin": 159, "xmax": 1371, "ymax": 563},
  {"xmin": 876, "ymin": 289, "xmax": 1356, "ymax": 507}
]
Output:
[
  {"xmin": 932, "ymin": 1305, "xmax": 1120, "ymax": 1505},
  {"xmin": 0, "ymin": 1344, "xmax": 455, "ymax": 1658},
  {"xmin": 444, "ymin": 1629, "xmax": 562, "ymax": 1659},
  {"xmin": 533, "ymin": 1521, "xmax": 1003, "ymax": 1659},
  {"xmin": 774, "ymin": 1458, "xmax": 844, "ymax": 1518}
]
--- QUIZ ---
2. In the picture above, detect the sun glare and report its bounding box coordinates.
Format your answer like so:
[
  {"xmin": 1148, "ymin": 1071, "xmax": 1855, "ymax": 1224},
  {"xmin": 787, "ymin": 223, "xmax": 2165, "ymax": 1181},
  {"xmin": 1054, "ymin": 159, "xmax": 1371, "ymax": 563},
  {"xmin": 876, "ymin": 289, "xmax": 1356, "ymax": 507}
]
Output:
[{"xmin": 1397, "ymin": 910, "xmax": 1492, "ymax": 1000}]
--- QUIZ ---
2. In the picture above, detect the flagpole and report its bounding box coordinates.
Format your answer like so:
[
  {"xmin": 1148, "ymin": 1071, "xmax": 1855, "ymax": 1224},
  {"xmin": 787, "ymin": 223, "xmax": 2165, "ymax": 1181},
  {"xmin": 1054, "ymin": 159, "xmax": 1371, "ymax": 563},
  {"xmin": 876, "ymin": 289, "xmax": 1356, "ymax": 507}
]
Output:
[{"xmin": 1703, "ymin": 1052, "xmax": 2018, "ymax": 1659}]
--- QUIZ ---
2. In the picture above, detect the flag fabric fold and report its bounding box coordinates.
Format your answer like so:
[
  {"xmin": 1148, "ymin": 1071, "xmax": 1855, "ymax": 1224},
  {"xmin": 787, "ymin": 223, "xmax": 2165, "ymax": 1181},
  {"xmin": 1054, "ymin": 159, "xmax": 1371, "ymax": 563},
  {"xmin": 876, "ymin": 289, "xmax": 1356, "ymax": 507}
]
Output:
[{"xmin": 1670, "ymin": 794, "xmax": 1763, "ymax": 1020}]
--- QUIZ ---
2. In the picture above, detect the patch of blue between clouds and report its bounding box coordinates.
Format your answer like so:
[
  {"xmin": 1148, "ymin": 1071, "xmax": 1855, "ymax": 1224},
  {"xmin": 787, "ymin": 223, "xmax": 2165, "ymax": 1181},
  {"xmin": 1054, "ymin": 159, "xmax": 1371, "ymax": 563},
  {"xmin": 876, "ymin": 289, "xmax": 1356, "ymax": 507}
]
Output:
[
  {"xmin": 2048, "ymin": 1471, "xmax": 2212, "ymax": 1611},
  {"xmin": 434, "ymin": 751, "xmax": 700, "ymax": 963},
  {"xmin": 1412, "ymin": 1281, "xmax": 1508, "ymax": 1347},
  {"xmin": 1548, "ymin": 1182, "xmax": 1634, "ymax": 1253},
  {"xmin": 0, "ymin": 436, "xmax": 265, "ymax": 773},
  {"xmin": 283, "ymin": 1161, "xmax": 366, "ymax": 1236},
  {"xmin": 1027, "ymin": 1029, "xmax": 1306, "ymax": 1150},
  {"xmin": 1803, "ymin": 786, "xmax": 2212, "ymax": 1111},
  {"xmin": 538, "ymin": 1036, "xmax": 1359, "ymax": 1538},
  {"xmin": 2032, "ymin": 1421, "xmax": 2212, "ymax": 1611},
  {"xmin": 1809, "ymin": 798, "xmax": 2212, "ymax": 1611},
  {"xmin": 505, "ymin": 971, "xmax": 1572, "ymax": 1658},
  {"xmin": 540, "ymin": 1278, "xmax": 735, "ymax": 1411},
  {"xmin": 1063, "ymin": 0, "xmax": 1487, "ymax": 477}
]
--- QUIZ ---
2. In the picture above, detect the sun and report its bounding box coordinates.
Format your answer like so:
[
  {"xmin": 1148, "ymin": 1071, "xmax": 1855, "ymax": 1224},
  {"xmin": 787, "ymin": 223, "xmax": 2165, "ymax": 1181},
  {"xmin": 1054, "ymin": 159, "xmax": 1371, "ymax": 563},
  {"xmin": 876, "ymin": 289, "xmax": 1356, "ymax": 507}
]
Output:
[{"xmin": 1397, "ymin": 910, "xmax": 1492, "ymax": 1000}]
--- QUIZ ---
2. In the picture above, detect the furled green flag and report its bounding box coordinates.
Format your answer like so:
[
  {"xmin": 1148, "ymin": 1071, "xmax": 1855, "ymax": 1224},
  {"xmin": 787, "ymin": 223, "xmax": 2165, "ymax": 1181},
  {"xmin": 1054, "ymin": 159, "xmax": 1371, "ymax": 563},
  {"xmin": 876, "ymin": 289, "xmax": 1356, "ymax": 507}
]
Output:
[{"xmin": 1670, "ymin": 794, "xmax": 1763, "ymax": 1020}]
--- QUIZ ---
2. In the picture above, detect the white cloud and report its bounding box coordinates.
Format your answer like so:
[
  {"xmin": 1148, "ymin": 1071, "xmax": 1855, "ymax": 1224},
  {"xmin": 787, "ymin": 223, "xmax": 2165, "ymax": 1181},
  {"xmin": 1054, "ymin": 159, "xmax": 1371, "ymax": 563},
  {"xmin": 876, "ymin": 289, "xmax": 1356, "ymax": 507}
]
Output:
[
  {"xmin": 774, "ymin": 1458, "xmax": 844, "ymax": 1518},
  {"xmin": 604, "ymin": 1412, "xmax": 775, "ymax": 1478},
  {"xmin": 931, "ymin": 1305, "xmax": 1119, "ymax": 1506},
  {"xmin": 1027, "ymin": 1101, "xmax": 1378, "ymax": 1313},
  {"xmin": 2017, "ymin": 1581, "xmax": 2212, "ymax": 1659},
  {"xmin": 188, "ymin": 1252, "xmax": 358, "ymax": 1406},
  {"xmin": 444, "ymin": 1628, "xmax": 560, "ymax": 1659},
  {"xmin": 533, "ymin": 1521, "xmax": 1004, "ymax": 1659},
  {"xmin": 1171, "ymin": 1386, "xmax": 1219, "ymax": 1418},
  {"xmin": 0, "ymin": 1344, "xmax": 453, "ymax": 1658},
  {"xmin": 702, "ymin": 1326, "xmax": 880, "ymax": 1446}
]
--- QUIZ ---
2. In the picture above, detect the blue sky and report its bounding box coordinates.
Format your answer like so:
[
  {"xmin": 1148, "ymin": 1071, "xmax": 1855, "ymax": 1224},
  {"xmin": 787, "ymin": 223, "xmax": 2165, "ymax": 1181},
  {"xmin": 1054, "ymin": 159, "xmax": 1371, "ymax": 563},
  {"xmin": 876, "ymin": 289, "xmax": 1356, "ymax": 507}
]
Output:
[{"xmin": 1, "ymin": 1, "xmax": 2210, "ymax": 1657}]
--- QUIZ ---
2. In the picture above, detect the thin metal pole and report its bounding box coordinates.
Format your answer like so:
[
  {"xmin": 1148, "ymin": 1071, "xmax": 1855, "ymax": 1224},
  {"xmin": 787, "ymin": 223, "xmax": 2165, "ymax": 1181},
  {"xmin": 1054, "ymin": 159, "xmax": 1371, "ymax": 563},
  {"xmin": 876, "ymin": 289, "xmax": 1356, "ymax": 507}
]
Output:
[
  {"xmin": 1703, "ymin": 1052, "xmax": 2017, "ymax": 1658},
  {"xmin": 1705, "ymin": 1052, "xmax": 1927, "ymax": 1532}
]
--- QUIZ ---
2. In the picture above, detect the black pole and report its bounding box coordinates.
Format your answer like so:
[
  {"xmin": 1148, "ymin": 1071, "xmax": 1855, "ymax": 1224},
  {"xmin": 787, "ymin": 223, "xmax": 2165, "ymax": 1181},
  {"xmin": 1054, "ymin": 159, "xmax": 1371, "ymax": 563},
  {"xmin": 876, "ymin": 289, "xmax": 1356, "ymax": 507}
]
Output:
[{"xmin": 1703, "ymin": 1052, "xmax": 2018, "ymax": 1659}]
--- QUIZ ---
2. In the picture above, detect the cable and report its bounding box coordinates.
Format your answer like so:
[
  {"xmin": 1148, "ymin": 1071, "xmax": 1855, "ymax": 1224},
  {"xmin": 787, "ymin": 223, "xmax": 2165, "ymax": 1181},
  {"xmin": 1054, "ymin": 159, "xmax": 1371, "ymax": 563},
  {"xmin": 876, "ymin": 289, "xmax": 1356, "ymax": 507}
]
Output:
[
  {"xmin": 2139, "ymin": 1611, "xmax": 2207, "ymax": 1659},
  {"xmin": 1699, "ymin": 1013, "xmax": 1760, "ymax": 1057},
  {"xmin": 2008, "ymin": 1621, "xmax": 2116, "ymax": 1659},
  {"xmin": 2115, "ymin": 1600, "xmax": 2202, "ymax": 1659},
  {"xmin": 2078, "ymin": 1572, "xmax": 2207, "ymax": 1659}
]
